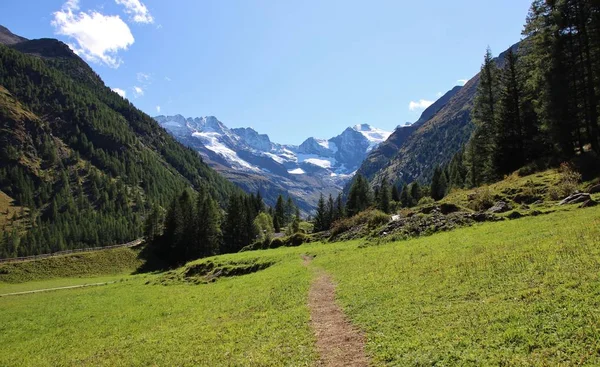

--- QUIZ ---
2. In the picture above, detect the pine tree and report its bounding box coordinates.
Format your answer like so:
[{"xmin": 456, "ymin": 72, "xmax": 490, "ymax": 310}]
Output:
[
  {"xmin": 466, "ymin": 47, "xmax": 499, "ymax": 186},
  {"xmin": 314, "ymin": 194, "xmax": 328, "ymax": 232},
  {"xmin": 275, "ymin": 195, "xmax": 286, "ymax": 227},
  {"xmin": 494, "ymin": 48, "xmax": 527, "ymax": 175},
  {"xmin": 378, "ymin": 178, "xmax": 391, "ymax": 213},
  {"xmin": 391, "ymin": 184, "xmax": 400, "ymax": 202},
  {"xmin": 430, "ymin": 166, "xmax": 447, "ymax": 201},
  {"xmin": 334, "ymin": 193, "xmax": 345, "ymax": 221},
  {"xmin": 400, "ymin": 184, "xmax": 411, "ymax": 208},
  {"xmin": 410, "ymin": 182, "xmax": 421, "ymax": 205},
  {"xmin": 346, "ymin": 174, "xmax": 372, "ymax": 216}
]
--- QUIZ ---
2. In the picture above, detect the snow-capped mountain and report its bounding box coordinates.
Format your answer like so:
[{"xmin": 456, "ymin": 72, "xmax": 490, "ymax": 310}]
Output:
[{"xmin": 154, "ymin": 114, "xmax": 391, "ymax": 212}]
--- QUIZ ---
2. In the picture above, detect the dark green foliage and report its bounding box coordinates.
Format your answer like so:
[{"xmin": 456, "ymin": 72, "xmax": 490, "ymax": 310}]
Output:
[
  {"xmin": 466, "ymin": 48, "xmax": 499, "ymax": 187},
  {"xmin": 410, "ymin": 182, "xmax": 422, "ymax": 205},
  {"xmin": 346, "ymin": 174, "xmax": 372, "ymax": 217},
  {"xmin": 400, "ymin": 184, "xmax": 411, "ymax": 208},
  {"xmin": 313, "ymin": 194, "xmax": 328, "ymax": 232},
  {"xmin": 431, "ymin": 166, "xmax": 448, "ymax": 201},
  {"xmin": 274, "ymin": 195, "xmax": 286, "ymax": 228},
  {"xmin": 334, "ymin": 193, "xmax": 345, "ymax": 222},
  {"xmin": 391, "ymin": 185, "xmax": 400, "ymax": 202},
  {"xmin": 378, "ymin": 178, "xmax": 391, "ymax": 213},
  {"xmin": 0, "ymin": 41, "xmax": 240, "ymax": 257}
]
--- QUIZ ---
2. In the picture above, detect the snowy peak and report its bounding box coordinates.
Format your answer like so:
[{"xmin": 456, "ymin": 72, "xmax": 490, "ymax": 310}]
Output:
[
  {"xmin": 352, "ymin": 123, "xmax": 392, "ymax": 147},
  {"xmin": 155, "ymin": 114, "xmax": 391, "ymax": 177},
  {"xmin": 231, "ymin": 127, "xmax": 272, "ymax": 152}
]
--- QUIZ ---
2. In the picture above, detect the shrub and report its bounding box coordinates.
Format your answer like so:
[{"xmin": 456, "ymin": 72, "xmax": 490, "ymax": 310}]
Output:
[
  {"xmin": 287, "ymin": 233, "xmax": 308, "ymax": 247},
  {"xmin": 269, "ymin": 237, "xmax": 285, "ymax": 249},
  {"xmin": 548, "ymin": 163, "xmax": 582, "ymax": 200},
  {"xmin": 330, "ymin": 209, "xmax": 390, "ymax": 237},
  {"xmin": 417, "ymin": 197, "xmax": 435, "ymax": 206},
  {"xmin": 468, "ymin": 186, "xmax": 494, "ymax": 211}
]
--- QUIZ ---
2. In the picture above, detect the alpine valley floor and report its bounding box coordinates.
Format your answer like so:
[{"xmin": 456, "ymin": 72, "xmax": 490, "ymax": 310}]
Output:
[{"xmin": 1, "ymin": 204, "xmax": 600, "ymax": 366}]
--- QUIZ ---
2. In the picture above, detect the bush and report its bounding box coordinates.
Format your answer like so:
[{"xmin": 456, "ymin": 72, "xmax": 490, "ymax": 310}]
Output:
[
  {"xmin": 417, "ymin": 197, "xmax": 435, "ymax": 206},
  {"xmin": 548, "ymin": 163, "xmax": 582, "ymax": 200},
  {"xmin": 330, "ymin": 209, "xmax": 390, "ymax": 237},
  {"xmin": 269, "ymin": 237, "xmax": 285, "ymax": 249},
  {"xmin": 287, "ymin": 233, "xmax": 308, "ymax": 247},
  {"xmin": 468, "ymin": 186, "xmax": 494, "ymax": 211}
]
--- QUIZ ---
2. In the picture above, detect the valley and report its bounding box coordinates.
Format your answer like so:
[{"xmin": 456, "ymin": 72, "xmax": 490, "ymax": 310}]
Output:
[
  {"xmin": 2, "ymin": 0, "xmax": 600, "ymax": 365},
  {"xmin": 1, "ymin": 196, "xmax": 599, "ymax": 366}
]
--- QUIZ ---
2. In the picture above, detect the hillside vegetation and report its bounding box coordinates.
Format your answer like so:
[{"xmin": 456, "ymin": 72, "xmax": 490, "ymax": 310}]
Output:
[
  {"xmin": 0, "ymin": 246, "xmax": 143, "ymax": 283},
  {"xmin": 0, "ymin": 202, "xmax": 599, "ymax": 365},
  {"xmin": 0, "ymin": 40, "xmax": 240, "ymax": 258}
]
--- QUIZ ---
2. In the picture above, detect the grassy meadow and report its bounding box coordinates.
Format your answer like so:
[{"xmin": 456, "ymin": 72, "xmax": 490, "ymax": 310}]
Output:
[{"xmin": 1, "ymin": 202, "xmax": 599, "ymax": 366}]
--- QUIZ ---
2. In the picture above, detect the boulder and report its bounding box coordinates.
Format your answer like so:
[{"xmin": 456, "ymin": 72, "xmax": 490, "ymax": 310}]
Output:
[
  {"xmin": 559, "ymin": 193, "xmax": 591, "ymax": 205},
  {"xmin": 440, "ymin": 203, "xmax": 461, "ymax": 215},
  {"xmin": 507, "ymin": 211, "xmax": 523, "ymax": 220},
  {"xmin": 487, "ymin": 201, "xmax": 511, "ymax": 214}
]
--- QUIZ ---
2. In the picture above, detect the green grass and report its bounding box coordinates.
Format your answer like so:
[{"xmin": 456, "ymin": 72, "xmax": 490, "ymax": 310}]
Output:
[
  {"xmin": 0, "ymin": 246, "xmax": 143, "ymax": 283},
  {"xmin": 0, "ymin": 249, "xmax": 317, "ymax": 366},
  {"xmin": 313, "ymin": 206, "xmax": 600, "ymax": 365},
  {"xmin": 1, "ymin": 204, "xmax": 600, "ymax": 366}
]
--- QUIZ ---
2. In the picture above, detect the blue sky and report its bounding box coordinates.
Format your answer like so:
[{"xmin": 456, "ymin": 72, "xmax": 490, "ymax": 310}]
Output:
[{"xmin": 1, "ymin": 0, "xmax": 532, "ymax": 144}]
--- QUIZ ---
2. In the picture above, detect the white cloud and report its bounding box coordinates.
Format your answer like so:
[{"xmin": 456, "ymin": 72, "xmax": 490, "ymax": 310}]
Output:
[
  {"xmin": 156, "ymin": 105, "xmax": 161, "ymax": 113},
  {"xmin": 457, "ymin": 79, "xmax": 468, "ymax": 86},
  {"xmin": 408, "ymin": 99, "xmax": 434, "ymax": 111},
  {"xmin": 115, "ymin": 0, "xmax": 154, "ymax": 24},
  {"xmin": 51, "ymin": 0, "xmax": 134, "ymax": 68},
  {"xmin": 164, "ymin": 76, "xmax": 172, "ymax": 82},
  {"xmin": 436, "ymin": 92, "xmax": 443, "ymax": 97},
  {"xmin": 112, "ymin": 87, "xmax": 126, "ymax": 98},
  {"xmin": 137, "ymin": 72, "xmax": 150, "ymax": 83},
  {"xmin": 133, "ymin": 86, "xmax": 144, "ymax": 98}
]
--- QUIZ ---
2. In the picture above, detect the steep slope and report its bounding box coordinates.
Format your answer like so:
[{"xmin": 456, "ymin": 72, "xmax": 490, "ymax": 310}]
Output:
[
  {"xmin": 156, "ymin": 115, "xmax": 390, "ymax": 212},
  {"xmin": 355, "ymin": 86, "xmax": 463, "ymax": 184},
  {"xmin": 0, "ymin": 27, "xmax": 240, "ymax": 257},
  {"xmin": 351, "ymin": 43, "xmax": 519, "ymax": 190},
  {"xmin": 0, "ymin": 26, "xmax": 27, "ymax": 46}
]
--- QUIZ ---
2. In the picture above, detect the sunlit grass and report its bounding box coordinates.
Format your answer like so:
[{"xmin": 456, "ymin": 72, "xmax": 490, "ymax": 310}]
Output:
[{"xmin": 1, "ymin": 205, "xmax": 599, "ymax": 366}]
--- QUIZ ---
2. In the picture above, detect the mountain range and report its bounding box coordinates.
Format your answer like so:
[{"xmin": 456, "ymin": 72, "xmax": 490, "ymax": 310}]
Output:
[{"xmin": 155, "ymin": 114, "xmax": 391, "ymax": 213}]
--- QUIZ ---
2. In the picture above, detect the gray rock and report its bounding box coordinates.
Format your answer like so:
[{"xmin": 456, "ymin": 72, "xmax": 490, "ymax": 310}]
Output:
[
  {"xmin": 559, "ymin": 193, "xmax": 591, "ymax": 205},
  {"xmin": 487, "ymin": 201, "xmax": 511, "ymax": 213}
]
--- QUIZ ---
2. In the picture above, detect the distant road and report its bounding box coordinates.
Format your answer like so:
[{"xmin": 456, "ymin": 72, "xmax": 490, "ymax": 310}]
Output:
[
  {"xmin": 0, "ymin": 238, "xmax": 144, "ymax": 264},
  {"xmin": 0, "ymin": 282, "xmax": 116, "ymax": 297}
]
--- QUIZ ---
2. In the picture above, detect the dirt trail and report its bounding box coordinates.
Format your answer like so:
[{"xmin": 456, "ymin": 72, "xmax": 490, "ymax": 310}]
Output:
[
  {"xmin": 0, "ymin": 281, "xmax": 115, "ymax": 297},
  {"xmin": 303, "ymin": 255, "xmax": 369, "ymax": 367}
]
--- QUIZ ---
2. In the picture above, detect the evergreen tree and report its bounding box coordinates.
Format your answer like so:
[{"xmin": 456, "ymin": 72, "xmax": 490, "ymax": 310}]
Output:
[
  {"xmin": 378, "ymin": 178, "xmax": 391, "ymax": 213},
  {"xmin": 326, "ymin": 194, "xmax": 335, "ymax": 228},
  {"xmin": 334, "ymin": 193, "xmax": 345, "ymax": 221},
  {"xmin": 466, "ymin": 47, "xmax": 499, "ymax": 187},
  {"xmin": 430, "ymin": 166, "xmax": 448, "ymax": 201},
  {"xmin": 346, "ymin": 174, "xmax": 372, "ymax": 216},
  {"xmin": 275, "ymin": 195, "xmax": 286, "ymax": 227},
  {"xmin": 391, "ymin": 184, "xmax": 400, "ymax": 202},
  {"xmin": 314, "ymin": 194, "xmax": 328, "ymax": 232},
  {"xmin": 195, "ymin": 190, "xmax": 222, "ymax": 257},
  {"xmin": 410, "ymin": 182, "xmax": 421, "ymax": 205},
  {"xmin": 400, "ymin": 184, "xmax": 411, "ymax": 208}
]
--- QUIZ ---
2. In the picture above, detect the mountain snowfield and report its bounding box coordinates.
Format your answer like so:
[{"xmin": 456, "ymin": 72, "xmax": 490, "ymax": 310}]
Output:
[{"xmin": 154, "ymin": 114, "xmax": 391, "ymax": 212}]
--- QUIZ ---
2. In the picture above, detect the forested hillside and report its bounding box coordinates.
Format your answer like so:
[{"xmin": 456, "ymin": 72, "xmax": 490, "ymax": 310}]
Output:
[{"xmin": 0, "ymin": 34, "xmax": 240, "ymax": 257}]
